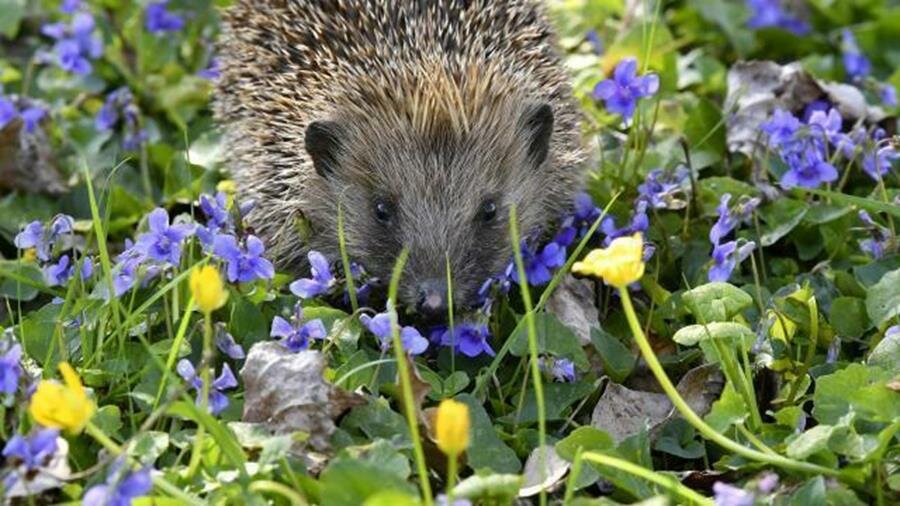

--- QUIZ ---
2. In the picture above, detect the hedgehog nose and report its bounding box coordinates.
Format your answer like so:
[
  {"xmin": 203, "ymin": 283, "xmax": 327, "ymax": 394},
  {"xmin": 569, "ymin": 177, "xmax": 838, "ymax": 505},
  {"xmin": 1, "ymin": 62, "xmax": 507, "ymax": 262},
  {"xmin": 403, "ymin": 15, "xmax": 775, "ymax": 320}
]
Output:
[{"xmin": 416, "ymin": 280, "xmax": 447, "ymax": 317}]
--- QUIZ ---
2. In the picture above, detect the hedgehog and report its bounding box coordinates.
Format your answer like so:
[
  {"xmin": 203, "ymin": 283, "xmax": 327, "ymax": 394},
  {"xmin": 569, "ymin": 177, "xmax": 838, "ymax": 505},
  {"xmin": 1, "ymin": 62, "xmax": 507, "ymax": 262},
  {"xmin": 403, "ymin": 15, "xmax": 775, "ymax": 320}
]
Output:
[{"xmin": 214, "ymin": 0, "xmax": 587, "ymax": 316}]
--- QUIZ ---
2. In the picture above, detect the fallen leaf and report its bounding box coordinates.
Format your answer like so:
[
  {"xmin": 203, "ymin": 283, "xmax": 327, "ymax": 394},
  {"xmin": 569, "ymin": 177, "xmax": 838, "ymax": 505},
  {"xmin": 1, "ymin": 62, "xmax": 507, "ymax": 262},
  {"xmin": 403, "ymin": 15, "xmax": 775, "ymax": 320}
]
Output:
[
  {"xmin": 591, "ymin": 364, "xmax": 723, "ymax": 443},
  {"xmin": 0, "ymin": 114, "xmax": 66, "ymax": 195},
  {"xmin": 546, "ymin": 274, "xmax": 599, "ymax": 347},
  {"xmin": 241, "ymin": 341, "xmax": 362, "ymax": 452},
  {"xmin": 518, "ymin": 445, "xmax": 571, "ymax": 497}
]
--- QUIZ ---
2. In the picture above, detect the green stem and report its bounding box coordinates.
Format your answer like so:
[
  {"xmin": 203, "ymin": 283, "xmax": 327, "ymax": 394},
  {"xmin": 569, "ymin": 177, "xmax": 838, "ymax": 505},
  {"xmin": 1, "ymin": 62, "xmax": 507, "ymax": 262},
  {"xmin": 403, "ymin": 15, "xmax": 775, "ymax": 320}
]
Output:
[
  {"xmin": 186, "ymin": 313, "xmax": 213, "ymax": 478},
  {"xmin": 249, "ymin": 480, "xmax": 308, "ymax": 505},
  {"xmin": 563, "ymin": 446, "xmax": 584, "ymax": 504},
  {"xmin": 445, "ymin": 452, "xmax": 458, "ymax": 506},
  {"xmin": 387, "ymin": 249, "xmax": 433, "ymax": 506},
  {"xmin": 786, "ymin": 294, "xmax": 819, "ymax": 404},
  {"xmin": 153, "ymin": 295, "xmax": 195, "ymax": 412},
  {"xmin": 580, "ymin": 452, "xmax": 712, "ymax": 505},
  {"xmin": 337, "ymin": 203, "xmax": 359, "ymax": 313},
  {"xmin": 509, "ymin": 205, "xmax": 547, "ymax": 506},
  {"xmin": 736, "ymin": 423, "xmax": 779, "ymax": 456},
  {"xmin": 617, "ymin": 287, "xmax": 846, "ymax": 479},
  {"xmin": 85, "ymin": 422, "xmax": 202, "ymax": 505}
]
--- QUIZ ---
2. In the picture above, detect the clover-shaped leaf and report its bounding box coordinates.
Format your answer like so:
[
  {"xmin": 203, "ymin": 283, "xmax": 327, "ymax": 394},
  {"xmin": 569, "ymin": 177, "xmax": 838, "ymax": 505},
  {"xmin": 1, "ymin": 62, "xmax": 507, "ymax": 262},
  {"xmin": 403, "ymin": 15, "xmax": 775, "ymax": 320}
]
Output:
[
  {"xmin": 673, "ymin": 322, "xmax": 755, "ymax": 346},
  {"xmin": 682, "ymin": 282, "xmax": 753, "ymax": 322}
]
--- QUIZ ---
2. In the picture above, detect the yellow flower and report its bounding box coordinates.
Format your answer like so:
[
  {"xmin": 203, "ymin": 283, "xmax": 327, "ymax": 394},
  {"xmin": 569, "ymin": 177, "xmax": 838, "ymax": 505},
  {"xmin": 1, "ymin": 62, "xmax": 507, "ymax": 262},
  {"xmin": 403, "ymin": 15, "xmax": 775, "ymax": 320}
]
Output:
[
  {"xmin": 216, "ymin": 180, "xmax": 236, "ymax": 195},
  {"xmin": 29, "ymin": 362, "xmax": 96, "ymax": 434},
  {"xmin": 572, "ymin": 232, "xmax": 645, "ymax": 288},
  {"xmin": 434, "ymin": 398, "xmax": 470, "ymax": 456},
  {"xmin": 190, "ymin": 265, "xmax": 228, "ymax": 314}
]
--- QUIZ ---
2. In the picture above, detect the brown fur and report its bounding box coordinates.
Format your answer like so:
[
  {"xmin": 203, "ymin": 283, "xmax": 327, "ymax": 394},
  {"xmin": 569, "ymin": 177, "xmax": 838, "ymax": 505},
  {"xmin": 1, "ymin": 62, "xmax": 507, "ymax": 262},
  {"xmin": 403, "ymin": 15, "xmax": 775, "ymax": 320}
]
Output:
[{"xmin": 214, "ymin": 0, "xmax": 586, "ymax": 308}]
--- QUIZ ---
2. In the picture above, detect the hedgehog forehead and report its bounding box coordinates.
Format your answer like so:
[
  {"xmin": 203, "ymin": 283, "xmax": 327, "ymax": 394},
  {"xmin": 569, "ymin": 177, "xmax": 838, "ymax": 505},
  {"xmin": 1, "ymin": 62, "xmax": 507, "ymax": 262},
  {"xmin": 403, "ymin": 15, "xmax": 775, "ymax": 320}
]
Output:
[{"xmin": 342, "ymin": 107, "xmax": 525, "ymax": 205}]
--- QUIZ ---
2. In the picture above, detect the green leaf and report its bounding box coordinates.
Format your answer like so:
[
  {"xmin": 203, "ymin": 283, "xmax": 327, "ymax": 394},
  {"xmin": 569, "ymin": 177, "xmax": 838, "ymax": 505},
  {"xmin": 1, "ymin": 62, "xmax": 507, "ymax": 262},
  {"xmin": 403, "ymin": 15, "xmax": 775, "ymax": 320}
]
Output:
[
  {"xmin": 342, "ymin": 400, "xmax": 410, "ymax": 444},
  {"xmin": 682, "ymin": 282, "xmax": 753, "ymax": 322},
  {"xmin": 362, "ymin": 491, "xmax": 420, "ymax": 506},
  {"xmin": 704, "ymin": 384, "xmax": 747, "ymax": 432},
  {"xmin": 828, "ymin": 296, "xmax": 870, "ymax": 338},
  {"xmin": 803, "ymin": 189, "xmax": 900, "ymax": 218},
  {"xmin": 868, "ymin": 329, "xmax": 900, "ymax": 374},
  {"xmin": 786, "ymin": 424, "xmax": 834, "ymax": 459},
  {"xmin": 166, "ymin": 401, "xmax": 247, "ymax": 470},
  {"xmin": 788, "ymin": 476, "xmax": 826, "ymax": 506},
  {"xmin": 456, "ymin": 394, "xmax": 521, "ymax": 473},
  {"xmin": 865, "ymin": 268, "xmax": 900, "ymax": 327},
  {"xmin": 92, "ymin": 405, "xmax": 123, "ymax": 439},
  {"xmin": 698, "ymin": 177, "xmax": 760, "ymax": 216},
  {"xmin": 590, "ymin": 328, "xmax": 635, "ymax": 383},
  {"xmin": 453, "ymin": 474, "xmax": 523, "ymax": 504},
  {"xmin": 509, "ymin": 312, "xmax": 588, "ymax": 369},
  {"xmin": 672, "ymin": 322, "xmax": 755, "ymax": 346},
  {"xmin": 319, "ymin": 458, "xmax": 417, "ymax": 506},
  {"xmin": 0, "ymin": 0, "xmax": 25, "ymax": 38},
  {"xmin": 555, "ymin": 427, "xmax": 615, "ymax": 461},
  {"xmin": 332, "ymin": 439, "xmax": 411, "ymax": 481},
  {"xmin": 759, "ymin": 199, "xmax": 809, "ymax": 246},
  {"xmin": 653, "ymin": 419, "xmax": 705, "ymax": 459},
  {"xmin": 812, "ymin": 363, "xmax": 892, "ymax": 425},
  {"xmin": 0, "ymin": 261, "xmax": 44, "ymax": 301},
  {"xmin": 127, "ymin": 431, "xmax": 170, "ymax": 466},
  {"xmin": 503, "ymin": 381, "xmax": 595, "ymax": 424}
]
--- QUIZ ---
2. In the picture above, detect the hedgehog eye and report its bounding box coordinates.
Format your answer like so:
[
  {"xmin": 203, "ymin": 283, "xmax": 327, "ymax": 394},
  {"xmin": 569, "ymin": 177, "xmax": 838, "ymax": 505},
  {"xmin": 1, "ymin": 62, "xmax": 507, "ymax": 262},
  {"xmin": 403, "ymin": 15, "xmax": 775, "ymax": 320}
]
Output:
[
  {"xmin": 374, "ymin": 199, "xmax": 393, "ymax": 224},
  {"xmin": 479, "ymin": 201, "xmax": 498, "ymax": 223}
]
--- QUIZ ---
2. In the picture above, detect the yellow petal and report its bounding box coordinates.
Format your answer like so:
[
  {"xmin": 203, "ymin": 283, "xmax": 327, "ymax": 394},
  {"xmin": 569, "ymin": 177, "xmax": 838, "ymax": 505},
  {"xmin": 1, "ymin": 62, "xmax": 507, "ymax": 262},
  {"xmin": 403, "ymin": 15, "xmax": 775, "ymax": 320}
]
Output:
[
  {"xmin": 571, "ymin": 233, "xmax": 646, "ymax": 288},
  {"xmin": 190, "ymin": 265, "xmax": 228, "ymax": 314},
  {"xmin": 434, "ymin": 398, "xmax": 470, "ymax": 456}
]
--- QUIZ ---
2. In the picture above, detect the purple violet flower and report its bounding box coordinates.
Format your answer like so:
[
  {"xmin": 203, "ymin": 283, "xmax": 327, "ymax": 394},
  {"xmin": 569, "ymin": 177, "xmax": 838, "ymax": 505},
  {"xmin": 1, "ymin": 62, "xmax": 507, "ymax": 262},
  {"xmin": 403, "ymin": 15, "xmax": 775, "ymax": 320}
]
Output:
[
  {"xmin": 881, "ymin": 84, "xmax": 898, "ymax": 107},
  {"xmin": 289, "ymin": 251, "xmax": 336, "ymax": 298},
  {"xmin": 42, "ymin": 11, "xmax": 103, "ymax": 76},
  {"xmin": 134, "ymin": 208, "xmax": 194, "ymax": 266},
  {"xmin": 761, "ymin": 108, "xmax": 802, "ymax": 149},
  {"xmin": 593, "ymin": 58, "xmax": 659, "ymax": 122},
  {"xmin": 712, "ymin": 482, "xmax": 755, "ymax": 506},
  {"xmin": 43, "ymin": 255, "xmax": 92, "ymax": 286},
  {"xmin": 638, "ymin": 167, "xmax": 690, "ymax": 210},
  {"xmin": 14, "ymin": 215, "xmax": 75, "ymax": 262},
  {"xmin": 780, "ymin": 148, "xmax": 838, "ymax": 189},
  {"xmin": 213, "ymin": 234, "xmax": 274, "ymax": 283},
  {"xmin": 439, "ymin": 322, "xmax": 495, "ymax": 358},
  {"xmin": 745, "ymin": 0, "xmax": 809, "ymax": 35},
  {"xmin": 359, "ymin": 311, "xmax": 429, "ymax": 355},
  {"xmin": 82, "ymin": 457, "xmax": 152, "ymax": 506},
  {"xmin": 270, "ymin": 306, "xmax": 327, "ymax": 353},
  {"xmin": 176, "ymin": 359, "xmax": 237, "ymax": 415},
  {"xmin": 600, "ymin": 200, "xmax": 649, "ymax": 245},
  {"xmin": 198, "ymin": 57, "xmax": 221, "ymax": 80},
  {"xmin": 841, "ymin": 29, "xmax": 870, "ymax": 81},
  {"xmin": 858, "ymin": 210, "xmax": 893, "ymax": 258},
  {"xmin": 510, "ymin": 241, "xmax": 566, "ymax": 286},
  {"xmin": 2, "ymin": 429, "xmax": 60, "ymax": 491},
  {"xmin": 541, "ymin": 357, "xmax": 576, "ymax": 382},
  {"xmin": 709, "ymin": 239, "xmax": 756, "ymax": 282},
  {"xmin": 0, "ymin": 341, "xmax": 23, "ymax": 395},
  {"xmin": 215, "ymin": 324, "xmax": 245, "ymax": 359},
  {"xmin": 862, "ymin": 145, "xmax": 899, "ymax": 181},
  {"xmin": 60, "ymin": 0, "xmax": 82, "ymax": 14},
  {"xmin": 0, "ymin": 97, "xmax": 16, "ymax": 129},
  {"xmin": 145, "ymin": 1, "xmax": 185, "ymax": 34},
  {"xmin": 586, "ymin": 30, "xmax": 603, "ymax": 55}
]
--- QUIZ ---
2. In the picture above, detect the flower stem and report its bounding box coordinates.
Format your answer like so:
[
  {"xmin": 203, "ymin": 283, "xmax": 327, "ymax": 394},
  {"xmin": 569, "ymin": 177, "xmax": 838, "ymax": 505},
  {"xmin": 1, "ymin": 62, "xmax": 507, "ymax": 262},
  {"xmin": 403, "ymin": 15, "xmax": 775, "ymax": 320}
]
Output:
[
  {"xmin": 387, "ymin": 249, "xmax": 433, "ymax": 506},
  {"xmin": 617, "ymin": 287, "xmax": 845, "ymax": 479},
  {"xmin": 509, "ymin": 205, "xmax": 547, "ymax": 506},
  {"xmin": 187, "ymin": 313, "xmax": 213, "ymax": 478},
  {"xmin": 85, "ymin": 422, "xmax": 202, "ymax": 505},
  {"xmin": 580, "ymin": 452, "xmax": 713, "ymax": 505},
  {"xmin": 445, "ymin": 452, "xmax": 458, "ymax": 506},
  {"xmin": 248, "ymin": 480, "xmax": 308, "ymax": 505}
]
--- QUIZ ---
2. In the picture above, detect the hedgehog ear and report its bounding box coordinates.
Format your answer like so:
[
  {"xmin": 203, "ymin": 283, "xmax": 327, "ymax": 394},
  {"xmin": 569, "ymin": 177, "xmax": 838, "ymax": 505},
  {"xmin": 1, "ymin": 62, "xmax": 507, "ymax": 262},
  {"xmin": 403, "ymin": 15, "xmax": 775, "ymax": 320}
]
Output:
[
  {"xmin": 305, "ymin": 121, "xmax": 345, "ymax": 179},
  {"xmin": 521, "ymin": 103, "xmax": 554, "ymax": 166}
]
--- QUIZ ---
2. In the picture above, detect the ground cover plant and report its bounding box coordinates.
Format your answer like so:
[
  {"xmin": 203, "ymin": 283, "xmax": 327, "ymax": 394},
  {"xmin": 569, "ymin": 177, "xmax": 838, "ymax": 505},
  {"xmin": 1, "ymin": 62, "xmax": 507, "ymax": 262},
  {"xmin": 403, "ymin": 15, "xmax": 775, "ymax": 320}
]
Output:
[{"xmin": 0, "ymin": 0, "xmax": 898, "ymax": 504}]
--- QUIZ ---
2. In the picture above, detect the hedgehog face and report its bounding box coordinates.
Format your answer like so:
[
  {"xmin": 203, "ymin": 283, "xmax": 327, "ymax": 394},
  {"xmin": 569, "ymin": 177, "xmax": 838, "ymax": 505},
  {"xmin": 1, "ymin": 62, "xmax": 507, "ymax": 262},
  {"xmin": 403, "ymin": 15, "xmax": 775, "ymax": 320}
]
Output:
[{"xmin": 304, "ymin": 103, "xmax": 555, "ymax": 318}]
